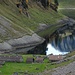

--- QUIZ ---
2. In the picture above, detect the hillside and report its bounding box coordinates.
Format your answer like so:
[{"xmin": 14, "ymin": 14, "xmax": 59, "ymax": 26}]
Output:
[
  {"xmin": 59, "ymin": 0, "xmax": 75, "ymax": 19},
  {"xmin": 0, "ymin": 0, "xmax": 65, "ymax": 52},
  {"xmin": 0, "ymin": 0, "xmax": 66, "ymax": 38},
  {"xmin": 0, "ymin": 0, "xmax": 74, "ymax": 54},
  {"xmin": 0, "ymin": 1, "xmax": 75, "ymax": 75},
  {"xmin": 59, "ymin": 0, "xmax": 75, "ymax": 8}
]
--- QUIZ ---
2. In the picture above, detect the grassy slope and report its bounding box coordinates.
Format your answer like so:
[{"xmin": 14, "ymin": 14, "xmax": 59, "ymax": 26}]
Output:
[
  {"xmin": 0, "ymin": 0, "xmax": 66, "ymax": 42},
  {"xmin": 59, "ymin": 0, "xmax": 75, "ymax": 8},
  {"xmin": 65, "ymin": 50, "xmax": 75, "ymax": 58},
  {"xmin": 58, "ymin": 0, "xmax": 75, "ymax": 19}
]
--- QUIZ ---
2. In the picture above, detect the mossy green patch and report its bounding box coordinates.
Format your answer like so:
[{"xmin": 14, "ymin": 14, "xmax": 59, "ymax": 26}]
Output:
[{"xmin": 59, "ymin": 0, "xmax": 75, "ymax": 8}]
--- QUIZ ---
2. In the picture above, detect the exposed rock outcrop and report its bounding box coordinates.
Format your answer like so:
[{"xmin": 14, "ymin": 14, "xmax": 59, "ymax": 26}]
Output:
[{"xmin": 0, "ymin": 33, "xmax": 44, "ymax": 54}]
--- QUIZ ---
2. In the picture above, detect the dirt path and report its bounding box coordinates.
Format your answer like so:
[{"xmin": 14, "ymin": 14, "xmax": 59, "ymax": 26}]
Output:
[{"xmin": 51, "ymin": 61, "xmax": 75, "ymax": 75}]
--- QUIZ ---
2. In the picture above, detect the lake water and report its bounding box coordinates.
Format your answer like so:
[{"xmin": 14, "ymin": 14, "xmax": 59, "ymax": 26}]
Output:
[
  {"xmin": 46, "ymin": 35, "xmax": 75, "ymax": 55},
  {"xmin": 46, "ymin": 8, "xmax": 75, "ymax": 55}
]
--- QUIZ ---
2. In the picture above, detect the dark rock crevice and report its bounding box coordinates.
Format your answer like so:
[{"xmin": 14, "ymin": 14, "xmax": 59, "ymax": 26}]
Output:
[{"xmin": 27, "ymin": 38, "xmax": 48, "ymax": 55}]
